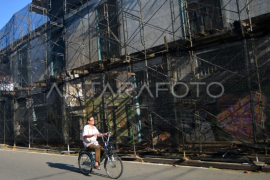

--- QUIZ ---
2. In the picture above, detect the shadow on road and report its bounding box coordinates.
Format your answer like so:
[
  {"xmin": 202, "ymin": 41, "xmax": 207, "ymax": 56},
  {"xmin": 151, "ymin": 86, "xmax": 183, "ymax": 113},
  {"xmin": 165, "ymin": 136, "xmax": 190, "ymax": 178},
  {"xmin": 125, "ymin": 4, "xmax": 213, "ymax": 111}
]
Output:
[
  {"xmin": 91, "ymin": 171, "xmax": 110, "ymax": 179},
  {"xmin": 46, "ymin": 162, "xmax": 110, "ymax": 178},
  {"xmin": 46, "ymin": 162, "xmax": 88, "ymax": 176}
]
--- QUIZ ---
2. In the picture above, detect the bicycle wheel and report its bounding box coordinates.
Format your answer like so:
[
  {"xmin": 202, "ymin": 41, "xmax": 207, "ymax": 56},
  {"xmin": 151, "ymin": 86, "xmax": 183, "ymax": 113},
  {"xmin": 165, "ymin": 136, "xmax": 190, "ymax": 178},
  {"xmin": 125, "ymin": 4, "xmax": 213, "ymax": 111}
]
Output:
[
  {"xmin": 104, "ymin": 154, "xmax": 123, "ymax": 179},
  {"xmin": 78, "ymin": 151, "xmax": 93, "ymax": 175}
]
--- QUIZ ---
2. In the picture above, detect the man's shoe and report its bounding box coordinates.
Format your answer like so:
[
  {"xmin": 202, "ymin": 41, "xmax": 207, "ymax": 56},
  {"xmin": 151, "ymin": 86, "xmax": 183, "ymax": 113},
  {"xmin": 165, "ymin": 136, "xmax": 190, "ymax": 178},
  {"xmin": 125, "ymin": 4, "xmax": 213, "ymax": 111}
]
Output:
[{"xmin": 94, "ymin": 166, "xmax": 101, "ymax": 170}]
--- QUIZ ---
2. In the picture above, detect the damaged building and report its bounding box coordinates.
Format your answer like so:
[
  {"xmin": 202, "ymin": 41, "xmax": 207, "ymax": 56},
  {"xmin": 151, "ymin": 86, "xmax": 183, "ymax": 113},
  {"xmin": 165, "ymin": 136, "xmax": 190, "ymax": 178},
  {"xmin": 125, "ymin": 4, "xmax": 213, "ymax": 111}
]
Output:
[{"xmin": 0, "ymin": 0, "xmax": 270, "ymax": 156}]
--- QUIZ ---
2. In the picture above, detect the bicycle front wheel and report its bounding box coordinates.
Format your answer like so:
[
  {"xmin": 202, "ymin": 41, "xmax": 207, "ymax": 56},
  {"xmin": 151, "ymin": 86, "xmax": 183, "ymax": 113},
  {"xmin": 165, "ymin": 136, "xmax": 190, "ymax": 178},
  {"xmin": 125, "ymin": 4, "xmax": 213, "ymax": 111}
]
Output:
[
  {"xmin": 104, "ymin": 154, "xmax": 123, "ymax": 179},
  {"xmin": 78, "ymin": 151, "xmax": 93, "ymax": 175}
]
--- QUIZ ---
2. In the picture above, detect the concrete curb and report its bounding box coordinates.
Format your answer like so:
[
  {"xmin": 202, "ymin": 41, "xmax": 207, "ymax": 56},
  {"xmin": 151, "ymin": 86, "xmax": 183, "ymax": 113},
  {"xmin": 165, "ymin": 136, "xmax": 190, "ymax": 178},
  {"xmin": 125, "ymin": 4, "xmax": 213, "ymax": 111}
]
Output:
[{"xmin": 142, "ymin": 157, "xmax": 270, "ymax": 172}]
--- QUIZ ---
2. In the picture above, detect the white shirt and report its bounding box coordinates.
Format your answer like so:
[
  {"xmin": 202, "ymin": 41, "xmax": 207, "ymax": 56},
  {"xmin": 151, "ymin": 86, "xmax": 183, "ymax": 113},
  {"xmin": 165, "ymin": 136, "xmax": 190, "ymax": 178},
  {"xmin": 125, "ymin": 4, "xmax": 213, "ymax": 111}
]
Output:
[{"xmin": 82, "ymin": 125, "xmax": 100, "ymax": 148}]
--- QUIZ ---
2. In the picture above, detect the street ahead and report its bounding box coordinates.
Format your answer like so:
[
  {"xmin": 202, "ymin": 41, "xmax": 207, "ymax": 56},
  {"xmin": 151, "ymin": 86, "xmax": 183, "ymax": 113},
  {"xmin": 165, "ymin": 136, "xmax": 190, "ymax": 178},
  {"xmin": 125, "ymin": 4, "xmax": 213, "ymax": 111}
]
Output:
[{"xmin": 0, "ymin": 149, "xmax": 269, "ymax": 180}]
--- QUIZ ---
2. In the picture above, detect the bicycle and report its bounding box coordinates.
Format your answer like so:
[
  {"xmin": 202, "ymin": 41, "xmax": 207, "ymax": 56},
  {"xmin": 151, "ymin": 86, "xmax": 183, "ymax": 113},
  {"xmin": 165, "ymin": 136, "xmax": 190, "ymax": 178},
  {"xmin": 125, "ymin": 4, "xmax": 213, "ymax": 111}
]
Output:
[{"xmin": 78, "ymin": 132, "xmax": 123, "ymax": 179}]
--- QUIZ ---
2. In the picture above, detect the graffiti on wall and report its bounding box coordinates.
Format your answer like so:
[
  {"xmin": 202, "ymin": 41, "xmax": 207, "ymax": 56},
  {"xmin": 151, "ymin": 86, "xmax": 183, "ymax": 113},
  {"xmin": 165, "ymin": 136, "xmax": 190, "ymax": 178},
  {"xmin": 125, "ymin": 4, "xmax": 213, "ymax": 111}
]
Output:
[{"xmin": 216, "ymin": 91, "xmax": 268, "ymax": 141}]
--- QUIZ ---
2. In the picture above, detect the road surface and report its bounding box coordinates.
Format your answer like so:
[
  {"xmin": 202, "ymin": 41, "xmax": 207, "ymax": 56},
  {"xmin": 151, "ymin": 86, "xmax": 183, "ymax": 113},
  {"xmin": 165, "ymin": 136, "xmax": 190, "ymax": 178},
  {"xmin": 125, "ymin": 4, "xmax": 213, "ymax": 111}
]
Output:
[{"xmin": 0, "ymin": 149, "xmax": 269, "ymax": 180}]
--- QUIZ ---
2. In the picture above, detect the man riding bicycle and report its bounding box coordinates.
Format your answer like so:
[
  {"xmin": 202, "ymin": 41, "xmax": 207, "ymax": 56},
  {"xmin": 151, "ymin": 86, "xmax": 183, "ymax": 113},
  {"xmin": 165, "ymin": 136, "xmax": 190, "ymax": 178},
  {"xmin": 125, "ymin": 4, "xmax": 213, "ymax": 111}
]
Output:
[{"xmin": 82, "ymin": 116, "xmax": 108, "ymax": 170}]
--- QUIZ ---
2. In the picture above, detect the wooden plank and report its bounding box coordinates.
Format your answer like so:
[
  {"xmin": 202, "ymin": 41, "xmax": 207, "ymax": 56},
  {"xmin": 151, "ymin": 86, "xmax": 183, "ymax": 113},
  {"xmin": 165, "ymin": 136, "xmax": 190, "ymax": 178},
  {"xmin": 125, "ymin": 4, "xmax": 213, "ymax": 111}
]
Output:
[
  {"xmin": 248, "ymin": 156, "xmax": 270, "ymax": 164},
  {"xmin": 181, "ymin": 160, "xmax": 260, "ymax": 171},
  {"xmin": 111, "ymin": 71, "xmax": 135, "ymax": 76},
  {"xmin": 120, "ymin": 156, "xmax": 143, "ymax": 162},
  {"xmin": 110, "ymin": 58, "xmax": 121, "ymax": 62},
  {"xmin": 142, "ymin": 155, "xmax": 182, "ymax": 159},
  {"xmin": 253, "ymin": 161, "xmax": 267, "ymax": 167},
  {"xmin": 1, "ymin": 92, "xmax": 15, "ymax": 95},
  {"xmin": 200, "ymin": 156, "xmax": 250, "ymax": 163},
  {"xmin": 142, "ymin": 158, "xmax": 261, "ymax": 171},
  {"xmin": 143, "ymin": 158, "xmax": 181, "ymax": 164},
  {"xmin": 262, "ymin": 166, "xmax": 270, "ymax": 172},
  {"xmin": 72, "ymin": 70, "xmax": 89, "ymax": 75},
  {"xmin": 29, "ymin": 83, "xmax": 47, "ymax": 87}
]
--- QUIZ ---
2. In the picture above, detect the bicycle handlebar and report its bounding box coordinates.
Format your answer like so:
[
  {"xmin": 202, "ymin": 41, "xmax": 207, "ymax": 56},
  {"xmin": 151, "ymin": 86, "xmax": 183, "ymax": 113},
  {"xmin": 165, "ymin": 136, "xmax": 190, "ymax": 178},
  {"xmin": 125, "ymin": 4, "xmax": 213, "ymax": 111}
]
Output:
[{"xmin": 100, "ymin": 132, "xmax": 112, "ymax": 146}]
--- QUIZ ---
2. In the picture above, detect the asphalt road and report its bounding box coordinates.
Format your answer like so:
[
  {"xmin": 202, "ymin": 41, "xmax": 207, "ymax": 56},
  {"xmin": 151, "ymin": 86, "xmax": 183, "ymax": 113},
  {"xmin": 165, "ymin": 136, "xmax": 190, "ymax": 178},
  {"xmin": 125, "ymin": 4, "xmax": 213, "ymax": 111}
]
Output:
[{"xmin": 0, "ymin": 149, "xmax": 269, "ymax": 180}]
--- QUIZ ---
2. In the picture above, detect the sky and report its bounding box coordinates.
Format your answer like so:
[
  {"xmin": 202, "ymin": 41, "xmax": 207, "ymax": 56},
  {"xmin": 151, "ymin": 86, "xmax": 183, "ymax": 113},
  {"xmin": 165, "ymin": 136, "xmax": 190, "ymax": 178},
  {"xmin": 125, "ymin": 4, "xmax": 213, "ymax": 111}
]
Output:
[{"xmin": 0, "ymin": 0, "xmax": 32, "ymax": 30}]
